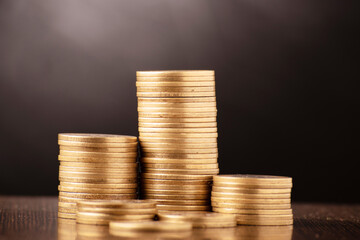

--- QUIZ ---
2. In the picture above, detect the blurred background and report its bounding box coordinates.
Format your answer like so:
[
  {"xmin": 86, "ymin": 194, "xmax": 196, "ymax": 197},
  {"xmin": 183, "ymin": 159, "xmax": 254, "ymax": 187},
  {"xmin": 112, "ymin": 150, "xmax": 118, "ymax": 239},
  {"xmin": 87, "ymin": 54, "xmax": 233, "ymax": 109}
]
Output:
[{"xmin": 0, "ymin": 0, "xmax": 358, "ymax": 202}]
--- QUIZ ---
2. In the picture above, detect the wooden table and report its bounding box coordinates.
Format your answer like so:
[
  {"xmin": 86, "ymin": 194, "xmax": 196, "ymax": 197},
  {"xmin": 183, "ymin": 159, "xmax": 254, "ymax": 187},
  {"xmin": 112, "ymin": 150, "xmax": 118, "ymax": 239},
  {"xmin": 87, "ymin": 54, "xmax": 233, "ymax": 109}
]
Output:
[{"xmin": 0, "ymin": 196, "xmax": 359, "ymax": 240}]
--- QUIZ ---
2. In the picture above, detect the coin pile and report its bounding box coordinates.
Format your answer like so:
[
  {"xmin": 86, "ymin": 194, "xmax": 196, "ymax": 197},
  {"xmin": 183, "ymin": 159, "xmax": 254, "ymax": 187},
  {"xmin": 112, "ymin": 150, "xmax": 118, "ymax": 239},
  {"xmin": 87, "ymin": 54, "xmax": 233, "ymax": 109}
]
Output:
[
  {"xmin": 109, "ymin": 221, "xmax": 192, "ymax": 239},
  {"xmin": 57, "ymin": 133, "xmax": 139, "ymax": 219},
  {"xmin": 158, "ymin": 211, "xmax": 237, "ymax": 228},
  {"xmin": 136, "ymin": 70, "xmax": 219, "ymax": 212},
  {"xmin": 212, "ymin": 175, "xmax": 293, "ymax": 225},
  {"xmin": 76, "ymin": 200, "xmax": 157, "ymax": 225}
]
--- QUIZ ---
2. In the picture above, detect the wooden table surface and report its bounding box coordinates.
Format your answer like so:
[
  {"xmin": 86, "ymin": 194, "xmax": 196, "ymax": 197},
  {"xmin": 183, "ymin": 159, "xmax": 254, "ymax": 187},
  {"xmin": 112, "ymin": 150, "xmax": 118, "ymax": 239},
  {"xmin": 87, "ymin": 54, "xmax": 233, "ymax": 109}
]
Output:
[{"xmin": 0, "ymin": 196, "xmax": 359, "ymax": 240}]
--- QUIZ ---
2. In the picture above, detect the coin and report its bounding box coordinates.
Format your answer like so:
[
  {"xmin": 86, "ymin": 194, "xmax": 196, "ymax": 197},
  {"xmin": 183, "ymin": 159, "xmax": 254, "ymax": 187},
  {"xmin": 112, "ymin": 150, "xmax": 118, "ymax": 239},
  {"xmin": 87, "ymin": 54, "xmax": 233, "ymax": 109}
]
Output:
[
  {"xmin": 139, "ymin": 127, "xmax": 217, "ymax": 133},
  {"xmin": 210, "ymin": 197, "xmax": 291, "ymax": 204},
  {"xmin": 235, "ymin": 214, "xmax": 293, "ymax": 226},
  {"xmin": 136, "ymin": 81, "xmax": 215, "ymax": 87},
  {"xmin": 139, "ymin": 136, "xmax": 217, "ymax": 143},
  {"xmin": 59, "ymin": 166, "xmax": 137, "ymax": 173},
  {"xmin": 59, "ymin": 145, "xmax": 137, "ymax": 153},
  {"xmin": 211, "ymin": 186, "xmax": 292, "ymax": 194},
  {"xmin": 142, "ymin": 173, "xmax": 213, "ymax": 180},
  {"xmin": 146, "ymin": 199, "xmax": 210, "ymax": 205},
  {"xmin": 77, "ymin": 212, "xmax": 155, "ymax": 220},
  {"xmin": 142, "ymin": 152, "xmax": 218, "ymax": 159},
  {"xmin": 58, "ymin": 155, "xmax": 136, "ymax": 163},
  {"xmin": 211, "ymin": 191, "xmax": 291, "ymax": 199},
  {"xmin": 58, "ymin": 207, "xmax": 77, "ymax": 214},
  {"xmin": 138, "ymin": 102, "xmax": 217, "ymax": 108},
  {"xmin": 213, "ymin": 182, "xmax": 292, "ymax": 189},
  {"xmin": 137, "ymin": 92, "xmax": 216, "ymax": 97},
  {"xmin": 136, "ymin": 76, "xmax": 215, "ymax": 81},
  {"xmin": 212, "ymin": 207, "xmax": 293, "ymax": 215},
  {"xmin": 59, "ymin": 150, "xmax": 137, "ymax": 158},
  {"xmin": 141, "ymin": 178, "xmax": 212, "ymax": 185},
  {"xmin": 143, "ymin": 193, "xmax": 209, "ymax": 200},
  {"xmin": 59, "ymin": 176, "xmax": 137, "ymax": 184},
  {"xmin": 139, "ymin": 117, "xmax": 217, "ymax": 123},
  {"xmin": 142, "ymin": 189, "xmax": 210, "ymax": 195},
  {"xmin": 60, "ymin": 182, "xmax": 137, "ymax": 189},
  {"xmin": 138, "ymin": 97, "xmax": 216, "ymax": 103},
  {"xmin": 143, "ymin": 168, "xmax": 219, "ymax": 175},
  {"xmin": 141, "ymin": 148, "xmax": 218, "ymax": 154},
  {"xmin": 141, "ymin": 157, "xmax": 218, "ymax": 164},
  {"xmin": 58, "ymin": 171, "xmax": 137, "ymax": 178},
  {"xmin": 58, "ymin": 140, "xmax": 138, "ymax": 148},
  {"xmin": 214, "ymin": 175, "xmax": 292, "ymax": 185},
  {"xmin": 138, "ymin": 112, "xmax": 217, "ymax": 118},
  {"xmin": 140, "ymin": 142, "xmax": 218, "ymax": 149},
  {"xmin": 211, "ymin": 202, "xmax": 291, "ymax": 209},
  {"xmin": 156, "ymin": 205, "xmax": 211, "ymax": 211},
  {"xmin": 58, "ymin": 185, "xmax": 137, "ymax": 194},
  {"xmin": 58, "ymin": 133, "xmax": 137, "ymax": 143},
  {"xmin": 109, "ymin": 220, "xmax": 192, "ymax": 231},
  {"xmin": 137, "ymin": 86, "xmax": 216, "ymax": 92},
  {"xmin": 59, "ymin": 162, "xmax": 137, "ymax": 168},
  {"xmin": 136, "ymin": 70, "xmax": 214, "ymax": 77},
  {"xmin": 77, "ymin": 207, "xmax": 157, "ymax": 215},
  {"xmin": 58, "ymin": 212, "xmax": 76, "ymax": 219},
  {"xmin": 58, "ymin": 201, "xmax": 77, "ymax": 208},
  {"xmin": 77, "ymin": 200, "xmax": 156, "ymax": 209},
  {"xmin": 142, "ymin": 163, "xmax": 218, "ymax": 169},
  {"xmin": 59, "ymin": 192, "xmax": 137, "ymax": 199}
]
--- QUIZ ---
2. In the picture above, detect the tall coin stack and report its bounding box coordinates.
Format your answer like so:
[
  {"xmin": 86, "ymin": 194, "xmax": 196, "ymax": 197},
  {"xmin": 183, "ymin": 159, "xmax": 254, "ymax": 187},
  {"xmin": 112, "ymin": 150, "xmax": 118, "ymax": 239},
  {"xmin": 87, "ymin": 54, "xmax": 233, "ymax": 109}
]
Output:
[
  {"xmin": 212, "ymin": 175, "xmax": 293, "ymax": 225},
  {"xmin": 57, "ymin": 133, "xmax": 138, "ymax": 219},
  {"xmin": 136, "ymin": 70, "xmax": 219, "ymax": 212}
]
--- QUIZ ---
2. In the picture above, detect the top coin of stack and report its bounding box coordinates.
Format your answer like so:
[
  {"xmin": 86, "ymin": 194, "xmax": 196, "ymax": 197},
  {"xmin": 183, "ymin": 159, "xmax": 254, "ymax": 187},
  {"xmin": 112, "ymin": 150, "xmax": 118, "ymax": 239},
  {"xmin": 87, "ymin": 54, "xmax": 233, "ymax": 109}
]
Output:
[
  {"xmin": 57, "ymin": 133, "xmax": 139, "ymax": 219},
  {"xmin": 211, "ymin": 174, "xmax": 293, "ymax": 226},
  {"xmin": 136, "ymin": 70, "xmax": 219, "ymax": 212}
]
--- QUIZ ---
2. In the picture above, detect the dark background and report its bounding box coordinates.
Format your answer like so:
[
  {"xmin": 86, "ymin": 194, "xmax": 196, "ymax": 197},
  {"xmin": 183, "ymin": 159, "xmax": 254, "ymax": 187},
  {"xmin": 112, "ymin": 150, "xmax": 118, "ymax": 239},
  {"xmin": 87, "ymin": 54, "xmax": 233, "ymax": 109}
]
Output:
[{"xmin": 0, "ymin": 0, "xmax": 358, "ymax": 202}]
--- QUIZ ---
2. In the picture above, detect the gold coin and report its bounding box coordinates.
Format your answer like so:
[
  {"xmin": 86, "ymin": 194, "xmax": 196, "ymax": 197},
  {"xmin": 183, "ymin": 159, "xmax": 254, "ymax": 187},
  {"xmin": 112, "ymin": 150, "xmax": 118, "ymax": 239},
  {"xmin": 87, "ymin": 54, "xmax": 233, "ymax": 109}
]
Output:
[
  {"xmin": 142, "ymin": 173, "xmax": 213, "ymax": 180},
  {"xmin": 213, "ymin": 182, "xmax": 293, "ymax": 189},
  {"xmin": 138, "ymin": 102, "xmax": 217, "ymax": 108},
  {"xmin": 58, "ymin": 133, "xmax": 137, "ymax": 143},
  {"xmin": 137, "ymin": 86, "xmax": 215, "ymax": 92},
  {"xmin": 143, "ymin": 193, "xmax": 209, "ymax": 200},
  {"xmin": 58, "ymin": 211, "xmax": 76, "ymax": 219},
  {"xmin": 212, "ymin": 207, "xmax": 293, "ymax": 215},
  {"xmin": 77, "ymin": 207, "xmax": 157, "ymax": 215},
  {"xmin": 60, "ymin": 182, "xmax": 137, "ymax": 189},
  {"xmin": 59, "ymin": 150, "xmax": 137, "ymax": 158},
  {"xmin": 210, "ymin": 197, "xmax": 291, "ymax": 204},
  {"xmin": 60, "ymin": 162, "xmax": 137, "ymax": 168},
  {"xmin": 139, "ymin": 126, "xmax": 217, "ymax": 133},
  {"xmin": 58, "ymin": 201, "xmax": 77, "ymax": 208},
  {"xmin": 236, "ymin": 214, "xmax": 293, "ymax": 222},
  {"xmin": 58, "ymin": 207, "xmax": 76, "ymax": 214},
  {"xmin": 136, "ymin": 70, "xmax": 214, "ymax": 77},
  {"xmin": 140, "ymin": 133, "xmax": 218, "ymax": 139},
  {"xmin": 59, "ymin": 166, "xmax": 137, "ymax": 173},
  {"xmin": 138, "ymin": 97, "xmax": 216, "ymax": 103},
  {"xmin": 142, "ymin": 182, "xmax": 211, "ymax": 189},
  {"xmin": 58, "ymin": 140, "xmax": 138, "ymax": 148},
  {"xmin": 77, "ymin": 199, "xmax": 156, "ymax": 209},
  {"xmin": 138, "ymin": 122, "xmax": 217, "ymax": 129},
  {"xmin": 214, "ymin": 175, "xmax": 292, "ymax": 185},
  {"xmin": 109, "ymin": 229, "xmax": 192, "ymax": 239},
  {"xmin": 147, "ymin": 199, "xmax": 209, "ymax": 206},
  {"xmin": 59, "ymin": 192, "xmax": 137, "ymax": 199},
  {"xmin": 211, "ymin": 202, "xmax": 291, "ymax": 209},
  {"xmin": 59, "ymin": 145, "xmax": 137, "ymax": 153},
  {"xmin": 59, "ymin": 171, "xmax": 137, "ymax": 178},
  {"xmin": 143, "ymin": 163, "xmax": 218, "ymax": 169},
  {"xmin": 211, "ymin": 186, "xmax": 292, "ymax": 194},
  {"xmin": 141, "ymin": 157, "xmax": 218, "ymax": 164},
  {"xmin": 138, "ymin": 108, "xmax": 217, "ymax": 114},
  {"xmin": 109, "ymin": 220, "xmax": 192, "ymax": 231},
  {"xmin": 136, "ymin": 82, "xmax": 215, "ymax": 87},
  {"xmin": 142, "ymin": 189, "xmax": 210, "ymax": 195},
  {"xmin": 143, "ymin": 168, "xmax": 219, "ymax": 175},
  {"xmin": 236, "ymin": 218, "xmax": 293, "ymax": 226},
  {"xmin": 141, "ymin": 148, "xmax": 218, "ymax": 154},
  {"xmin": 58, "ymin": 196, "xmax": 82, "ymax": 203},
  {"xmin": 140, "ymin": 142, "xmax": 218, "ymax": 149},
  {"xmin": 139, "ymin": 136, "xmax": 217, "ymax": 143},
  {"xmin": 158, "ymin": 212, "xmax": 236, "ymax": 225},
  {"xmin": 138, "ymin": 112, "xmax": 217, "ymax": 118},
  {"xmin": 77, "ymin": 212, "xmax": 155, "ymax": 221},
  {"xmin": 59, "ymin": 176, "xmax": 137, "ymax": 184},
  {"xmin": 156, "ymin": 204, "xmax": 211, "ymax": 211},
  {"xmin": 136, "ymin": 76, "xmax": 215, "ymax": 81},
  {"xmin": 211, "ymin": 191, "xmax": 291, "ymax": 199},
  {"xmin": 58, "ymin": 185, "xmax": 137, "ymax": 194},
  {"xmin": 137, "ymin": 92, "xmax": 215, "ymax": 97},
  {"xmin": 139, "ymin": 117, "xmax": 217, "ymax": 123},
  {"xmin": 58, "ymin": 155, "xmax": 136, "ymax": 163},
  {"xmin": 142, "ymin": 152, "xmax": 218, "ymax": 159}
]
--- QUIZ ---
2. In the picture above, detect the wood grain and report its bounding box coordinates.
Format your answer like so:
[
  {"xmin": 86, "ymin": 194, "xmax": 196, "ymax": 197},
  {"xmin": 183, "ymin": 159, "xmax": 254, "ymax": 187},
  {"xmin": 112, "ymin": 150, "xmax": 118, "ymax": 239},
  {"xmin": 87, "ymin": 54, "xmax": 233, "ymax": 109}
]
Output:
[{"xmin": 0, "ymin": 196, "xmax": 359, "ymax": 240}]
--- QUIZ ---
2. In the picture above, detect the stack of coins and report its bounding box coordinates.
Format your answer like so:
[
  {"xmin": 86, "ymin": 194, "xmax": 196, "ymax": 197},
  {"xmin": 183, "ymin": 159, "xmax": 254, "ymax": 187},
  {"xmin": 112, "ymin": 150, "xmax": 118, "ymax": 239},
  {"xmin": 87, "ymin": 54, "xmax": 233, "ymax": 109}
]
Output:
[
  {"xmin": 136, "ymin": 70, "xmax": 219, "ymax": 212},
  {"xmin": 57, "ymin": 133, "xmax": 138, "ymax": 219},
  {"xmin": 212, "ymin": 175, "xmax": 293, "ymax": 225},
  {"xmin": 158, "ymin": 212, "xmax": 237, "ymax": 228},
  {"xmin": 109, "ymin": 221, "xmax": 192, "ymax": 239},
  {"xmin": 76, "ymin": 200, "xmax": 157, "ymax": 225}
]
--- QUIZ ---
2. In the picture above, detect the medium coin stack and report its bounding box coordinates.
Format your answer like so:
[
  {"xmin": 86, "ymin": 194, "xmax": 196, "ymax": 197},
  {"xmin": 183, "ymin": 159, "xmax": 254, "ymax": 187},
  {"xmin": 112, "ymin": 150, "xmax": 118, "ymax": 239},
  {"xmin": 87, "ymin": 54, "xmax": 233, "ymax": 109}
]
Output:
[
  {"xmin": 212, "ymin": 175, "xmax": 293, "ymax": 225},
  {"xmin": 136, "ymin": 70, "xmax": 219, "ymax": 212},
  {"xmin": 57, "ymin": 133, "xmax": 139, "ymax": 219},
  {"xmin": 158, "ymin": 212, "xmax": 237, "ymax": 228},
  {"xmin": 76, "ymin": 200, "xmax": 157, "ymax": 225}
]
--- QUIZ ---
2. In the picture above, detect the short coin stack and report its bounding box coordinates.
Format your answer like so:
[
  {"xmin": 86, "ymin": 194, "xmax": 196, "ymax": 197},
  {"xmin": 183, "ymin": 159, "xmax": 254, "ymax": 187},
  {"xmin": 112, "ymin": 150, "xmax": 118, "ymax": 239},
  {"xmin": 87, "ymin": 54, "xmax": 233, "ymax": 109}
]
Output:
[
  {"xmin": 57, "ymin": 133, "xmax": 139, "ymax": 219},
  {"xmin": 76, "ymin": 200, "xmax": 157, "ymax": 225},
  {"xmin": 212, "ymin": 175, "xmax": 293, "ymax": 225},
  {"xmin": 136, "ymin": 70, "xmax": 219, "ymax": 212},
  {"xmin": 158, "ymin": 212, "xmax": 237, "ymax": 228}
]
